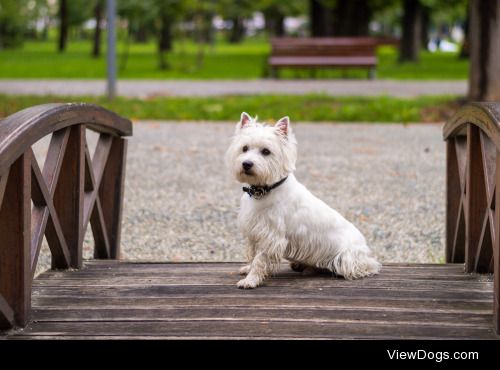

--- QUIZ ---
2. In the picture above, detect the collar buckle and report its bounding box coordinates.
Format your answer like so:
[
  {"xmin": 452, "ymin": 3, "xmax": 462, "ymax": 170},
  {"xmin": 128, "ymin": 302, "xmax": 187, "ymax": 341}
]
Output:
[{"xmin": 242, "ymin": 176, "xmax": 288, "ymax": 199}]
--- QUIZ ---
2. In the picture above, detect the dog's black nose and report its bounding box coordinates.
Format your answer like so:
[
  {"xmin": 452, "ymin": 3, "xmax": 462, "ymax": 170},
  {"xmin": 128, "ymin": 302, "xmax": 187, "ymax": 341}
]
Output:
[{"xmin": 242, "ymin": 161, "xmax": 253, "ymax": 171}]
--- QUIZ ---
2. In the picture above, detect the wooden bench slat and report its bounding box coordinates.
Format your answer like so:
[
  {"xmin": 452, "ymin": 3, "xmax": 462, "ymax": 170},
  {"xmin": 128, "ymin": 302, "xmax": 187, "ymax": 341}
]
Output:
[
  {"xmin": 268, "ymin": 37, "xmax": 378, "ymax": 78},
  {"xmin": 269, "ymin": 56, "xmax": 377, "ymax": 67}
]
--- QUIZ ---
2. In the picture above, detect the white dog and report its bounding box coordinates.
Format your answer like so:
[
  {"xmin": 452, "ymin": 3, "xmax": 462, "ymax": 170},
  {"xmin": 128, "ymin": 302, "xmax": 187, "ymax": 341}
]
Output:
[{"xmin": 226, "ymin": 112, "xmax": 381, "ymax": 289}]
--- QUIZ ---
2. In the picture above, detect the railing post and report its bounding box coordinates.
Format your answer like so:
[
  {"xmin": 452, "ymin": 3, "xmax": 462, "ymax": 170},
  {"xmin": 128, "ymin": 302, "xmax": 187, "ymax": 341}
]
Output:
[
  {"xmin": 446, "ymin": 138, "xmax": 462, "ymax": 262},
  {"xmin": 98, "ymin": 137, "xmax": 127, "ymax": 259},
  {"xmin": 52, "ymin": 125, "xmax": 85, "ymax": 269},
  {"xmin": 445, "ymin": 135, "xmax": 467, "ymax": 264},
  {"xmin": 0, "ymin": 103, "xmax": 132, "ymax": 330},
  {"xmin": 495, "ymin": 150, "xmax": 500, "ymax": 334},
  {"xmin": 0, "ymin": 153, "xmax": 32, "ymax": 327},
  {"xmin": 465, "ymin": 125, "xmax": 487, "ymax": 272}
]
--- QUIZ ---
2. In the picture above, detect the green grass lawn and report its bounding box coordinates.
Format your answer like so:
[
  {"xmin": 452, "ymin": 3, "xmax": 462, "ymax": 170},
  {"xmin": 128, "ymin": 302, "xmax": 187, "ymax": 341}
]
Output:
[
  {"xmin": 0, "ymin": 94, "xmax": 461, "ymax": 122},
  {"xmin": 0, "ymin": 37, "xmax": 469, "ymax": 80}
]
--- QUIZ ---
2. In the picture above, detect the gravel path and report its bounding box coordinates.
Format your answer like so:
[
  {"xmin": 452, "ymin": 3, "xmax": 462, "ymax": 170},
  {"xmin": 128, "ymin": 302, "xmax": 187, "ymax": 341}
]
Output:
[
  {"xmin": 0, "ymin": 79, "xmax": 466, "ymax": 98},
  {"xmin": 35, "ymin": 121, "xmax": 445, "ymax": 274}
]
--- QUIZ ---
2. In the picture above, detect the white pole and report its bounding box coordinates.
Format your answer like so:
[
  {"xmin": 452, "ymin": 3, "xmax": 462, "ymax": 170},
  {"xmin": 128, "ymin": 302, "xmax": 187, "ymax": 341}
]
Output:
[{"xmin": 106, "ymin": 0, "xmax": 116, "ymax": 100}]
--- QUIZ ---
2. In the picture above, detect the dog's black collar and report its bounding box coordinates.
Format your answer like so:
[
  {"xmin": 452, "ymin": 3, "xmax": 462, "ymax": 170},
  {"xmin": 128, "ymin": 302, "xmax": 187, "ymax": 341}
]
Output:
[{"xmin": 242, "ymin": 176, "xmax": 288, "ymax": 199}]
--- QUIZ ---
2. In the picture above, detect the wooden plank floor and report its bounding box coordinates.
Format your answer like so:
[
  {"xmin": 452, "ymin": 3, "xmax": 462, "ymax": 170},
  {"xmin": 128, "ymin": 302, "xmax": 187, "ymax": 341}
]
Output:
[{"xmin": 2, "ymin": 261, "xmax": 499, "ymax": 339}]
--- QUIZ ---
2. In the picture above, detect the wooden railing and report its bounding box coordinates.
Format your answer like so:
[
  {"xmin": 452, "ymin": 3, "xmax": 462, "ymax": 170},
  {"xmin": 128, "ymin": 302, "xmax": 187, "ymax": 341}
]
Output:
[
  {"xmin": 2, "ymin": 102, "xmax": 497, "ymax": 334},
  {"xmin": 0, "ymin": 103, "xmax": 132, "ymax": 329},
  {"xmin": 443, "ymin": 102, "xmax": 500, "ymax": 333}
]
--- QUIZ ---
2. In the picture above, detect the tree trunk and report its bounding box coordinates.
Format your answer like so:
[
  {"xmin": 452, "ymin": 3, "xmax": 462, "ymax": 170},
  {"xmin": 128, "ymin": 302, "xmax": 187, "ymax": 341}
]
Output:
[
  {"xmin": 468, "ymin": 0, "xmax": 500, "ymax": 101},
  {"xmin": 310, "ymin": 0, "xmax": 334, "ymax": 37},
  {"xmin": 399, "ymin": 0, "xmax": 422, "ymax": 63},
  {"xmin": 206, "ymin": 13, "xmax": 215, "ymax": 45},
  {"xmin": 421, "ymin": 5, "xmax": 430, "ymax": 50},
  {"xmin": 194, "ymin": 12, "xmax": 207, "ymax": 69},
  {"xmin": 92, "ymin": 0, "xmax": 103, "ymax": 58},
  {"xmin": 333, "ymin": 0, "xmax": 371, "ymax": 36},
  {"xmin": 229, "ymin": 17, "xmax": 245, "ymax": 43},
  {"xmin": 352, "ymin": 0, "xmax": 371, "ymax": 36},
  {"xmin": 264, "ymin": 8, "xmax": 285, "ymax": 37},
  {"xmin": 310, "ymin": 0, "xmax": 323, "ymax": 36},
  {"xmin": 134, "ymin": 23, "xmax": 148, "ymax": 43},
  {"xmin": 158, "ymin": 12, "xmax": 172, "ymax": 70},
  {"xmin": 58, "ymin": 0, "xmax": 68, "ymax": 52},
  {"xmin": 120, "ymin": 22, "xmax": 132, "ymax": 72},
  {"xmin": 42, "ymin": 17, "xmax": 49, "ymax": 41},
  {"xmin": 195, "ymin": 11, "xmax": 214, "ymax": 44},
  {"xmin": 459, "ymin": 0, "xmax": 470, "ymax": 59}
]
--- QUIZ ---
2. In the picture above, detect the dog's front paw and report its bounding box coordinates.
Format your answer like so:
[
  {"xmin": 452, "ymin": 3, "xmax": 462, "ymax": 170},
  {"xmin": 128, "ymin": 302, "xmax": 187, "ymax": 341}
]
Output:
[
  {"xmin": 239, "ymin": 264, "xmax": 252, "ymax": 275},
  {"xmin": 237, "ymin": 276, "xmax": 260, "ymax": 289}
]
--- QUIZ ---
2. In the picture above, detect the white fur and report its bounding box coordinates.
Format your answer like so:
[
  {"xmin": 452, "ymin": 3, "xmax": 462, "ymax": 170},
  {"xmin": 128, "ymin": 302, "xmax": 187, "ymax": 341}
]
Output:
[{"xmin": 226, "ymin": 113, "xmax": 381, "ymax": 289}]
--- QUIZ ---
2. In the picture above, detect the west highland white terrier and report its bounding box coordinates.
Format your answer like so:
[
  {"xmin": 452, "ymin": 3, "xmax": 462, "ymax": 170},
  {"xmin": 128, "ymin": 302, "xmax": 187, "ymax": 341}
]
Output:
[{"xmin": 226, "ymin": 112, "xmax": 381, "ymax": 289}]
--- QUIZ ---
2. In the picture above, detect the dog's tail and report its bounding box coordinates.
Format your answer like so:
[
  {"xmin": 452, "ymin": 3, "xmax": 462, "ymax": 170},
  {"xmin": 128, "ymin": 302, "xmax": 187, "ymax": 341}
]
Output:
[{"xmin": 329, "ymin": 247, "xmax": 381, "ymax": 280}]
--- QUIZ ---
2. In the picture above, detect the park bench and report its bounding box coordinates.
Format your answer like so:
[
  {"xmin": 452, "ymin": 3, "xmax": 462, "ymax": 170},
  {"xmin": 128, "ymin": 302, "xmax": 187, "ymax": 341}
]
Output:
[
  {"xmin": 268, "ymin": 37, "xmax": 378, "ymax": 79},
  {"xmin": 0, "ymin": 102, "xmax": 499, "ymax": 339}
]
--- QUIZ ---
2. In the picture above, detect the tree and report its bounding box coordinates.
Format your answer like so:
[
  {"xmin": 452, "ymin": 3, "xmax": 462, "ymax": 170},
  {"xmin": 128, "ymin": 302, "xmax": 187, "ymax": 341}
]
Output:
[
  {"xmin": 218, "ymin": 0, "xmax": 255, "ymax": 43},
  {"xmin": 423, "ymin": 0, "xmax": 468, "ymax": 55},
  {"xmin": 155, "ymin": 0, "xmax": 185, "ymax": 70},
  {"xmin": 118, "ymin": 0, "xmax": 156, "ymax": 43},
  {"xmin": 118, "ymin": 0, "xmax": 186, "ymax": 71},
  {"xmin": 399, "ymin": 0, "xmax": 422, "ymax": 62},
  {"xmin": 191, "ymin": 0, "xmax": 216, "ymax": 45},
  {"xmin": 117, "ymin": 0, "xmax": 156, "ymax": 71},
  {"xmin": 0, "ymin": 0, "xmax": 52, "ymax": 49},
  {"xmin": 157, "ymin": 4, "xmax": 173, "ymax": 69},
  {"xmin": 188, "ymin": 0, "xmax": 217, "ymax": 69},
  {"xmin": 0, "ymin": 0, "xmax": 28, "ymax": 48},
  {"xmin": 309, "ymin": 0, "xmax": 334, "ymax": 36},
  {"xmin": 58, "ymin": 0, "xmax": 68, "ymax": 52},
  {"xmin": 263, "ymin": 6, "xmax": 285, "ymax": 37},
  {"xmin": 309, "ymin": 0, "xmax": 392, "ymax": 37},
  {"xmin": 92, "ymin": 0, "xmax": 104, "ymax": 57},
  {"xmin": 459, "ymin": 1, "xmax": 470, "ymax": 58},
  {"xmin": 260, "ymin": 0, "xmax": 306, "ymax": 37},
  {"xmin": 332, "ymin": 0, "xmax": 373, "ymax": 36},
  {"xmin": 420, "ymin": 4, "xmax": 430, "ymax": 49},
  {"xmin": 468, "ymin": 0, "xmax": 500, "ymax": 101},
  {"xmin": 57, "ymin": 0, "xmax": 93, "ymax": 52}
]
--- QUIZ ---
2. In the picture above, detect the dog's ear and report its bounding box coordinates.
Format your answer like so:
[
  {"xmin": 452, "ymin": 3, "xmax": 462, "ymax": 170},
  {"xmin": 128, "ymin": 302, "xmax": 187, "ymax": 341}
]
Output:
[
  {"xmin": 237, "ymin": 112, "xmax": 252, "ymax": 130},
  {"xmin": 275, "ymin": 116, "xmax": 290, "ymax": 137}
]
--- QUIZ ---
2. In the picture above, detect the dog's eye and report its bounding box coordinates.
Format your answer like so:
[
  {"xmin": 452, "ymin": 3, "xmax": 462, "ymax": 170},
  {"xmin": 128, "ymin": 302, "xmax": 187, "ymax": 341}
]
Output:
[
  {"xmin": 242, "ymin": 145, "xmax": 249, "ymax": 152},
  {"xmin": 261, "ymin": 148, "xmax": 271, "ymax": 156}
]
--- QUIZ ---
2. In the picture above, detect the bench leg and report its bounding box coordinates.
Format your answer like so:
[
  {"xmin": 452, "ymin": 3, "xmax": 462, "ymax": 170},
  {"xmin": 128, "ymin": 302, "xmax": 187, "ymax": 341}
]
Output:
[
  {"xmin": 270, "ymin": 67, "xmax": 278, "ymax": 79},
  {"xmin": 262, "ymin": 60, "xmax": 271, "ymax": 78},
  {"xmin": 368, "ymin": 68, "xmax": 376, "ymax": 80}
]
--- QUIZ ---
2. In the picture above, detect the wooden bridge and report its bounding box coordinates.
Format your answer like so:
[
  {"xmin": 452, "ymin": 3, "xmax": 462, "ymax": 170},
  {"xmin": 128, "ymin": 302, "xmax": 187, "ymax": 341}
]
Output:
[{"xmin": 0, "ymin": 103, "xmax": 499, "ymax": 339}]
